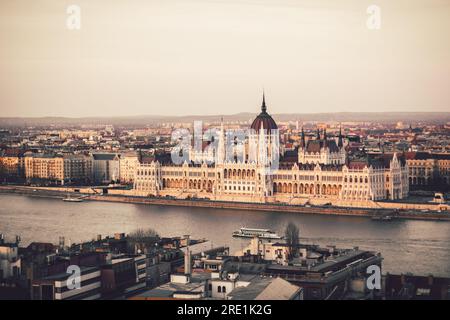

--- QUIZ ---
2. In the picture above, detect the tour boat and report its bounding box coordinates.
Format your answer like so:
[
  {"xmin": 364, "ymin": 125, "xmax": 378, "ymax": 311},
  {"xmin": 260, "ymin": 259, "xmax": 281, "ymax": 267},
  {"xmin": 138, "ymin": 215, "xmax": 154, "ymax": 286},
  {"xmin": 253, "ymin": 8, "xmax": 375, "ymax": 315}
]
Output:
[{"xmin": 232, "ymin": 227, "xmax": 283, "ymax": 239}]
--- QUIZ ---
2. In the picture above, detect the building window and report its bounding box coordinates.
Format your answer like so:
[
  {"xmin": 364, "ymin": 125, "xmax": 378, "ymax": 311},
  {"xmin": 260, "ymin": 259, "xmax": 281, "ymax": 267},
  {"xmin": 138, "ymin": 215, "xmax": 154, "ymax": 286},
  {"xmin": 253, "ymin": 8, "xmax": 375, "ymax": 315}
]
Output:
[{"xmin": 218, "ymin": 286, "xmax": 221, "ymax": 293}]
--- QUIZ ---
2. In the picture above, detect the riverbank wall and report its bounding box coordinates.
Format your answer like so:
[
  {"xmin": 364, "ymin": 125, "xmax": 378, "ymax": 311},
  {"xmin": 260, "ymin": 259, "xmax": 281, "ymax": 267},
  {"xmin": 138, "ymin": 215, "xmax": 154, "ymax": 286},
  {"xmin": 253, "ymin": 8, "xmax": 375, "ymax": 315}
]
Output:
[{"xmin": 1, "ymin": 185, "xmax": 449, "ymax": 221}]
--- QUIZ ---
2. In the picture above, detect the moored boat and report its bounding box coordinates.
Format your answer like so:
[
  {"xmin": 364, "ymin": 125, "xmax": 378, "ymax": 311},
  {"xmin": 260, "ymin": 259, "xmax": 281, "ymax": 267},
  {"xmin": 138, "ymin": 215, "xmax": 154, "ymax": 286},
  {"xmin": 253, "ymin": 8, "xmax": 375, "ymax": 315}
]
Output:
[
  {"xmin": 63, "ymin": 195, "xmax": 84, "ymax": 202},
  {"xmin": 371, "ymin": 214, "xmax": 393, "ymax": 221}
]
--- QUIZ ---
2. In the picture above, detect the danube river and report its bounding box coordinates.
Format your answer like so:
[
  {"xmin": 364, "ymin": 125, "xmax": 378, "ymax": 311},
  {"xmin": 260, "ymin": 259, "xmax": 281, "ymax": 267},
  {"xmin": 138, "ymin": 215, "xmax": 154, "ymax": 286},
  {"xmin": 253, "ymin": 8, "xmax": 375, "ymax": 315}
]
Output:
[{"xmin": 1, "ymin": 194, "xmax": 450, "ymax": 277}]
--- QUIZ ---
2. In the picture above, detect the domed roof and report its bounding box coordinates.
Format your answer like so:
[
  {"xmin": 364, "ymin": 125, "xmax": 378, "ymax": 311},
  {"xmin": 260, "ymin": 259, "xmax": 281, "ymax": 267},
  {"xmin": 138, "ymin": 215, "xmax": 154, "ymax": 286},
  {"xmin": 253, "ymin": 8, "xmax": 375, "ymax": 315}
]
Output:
[{"xmin": 250, "ymin": 93, "xmax": 278, "ymax": 133}]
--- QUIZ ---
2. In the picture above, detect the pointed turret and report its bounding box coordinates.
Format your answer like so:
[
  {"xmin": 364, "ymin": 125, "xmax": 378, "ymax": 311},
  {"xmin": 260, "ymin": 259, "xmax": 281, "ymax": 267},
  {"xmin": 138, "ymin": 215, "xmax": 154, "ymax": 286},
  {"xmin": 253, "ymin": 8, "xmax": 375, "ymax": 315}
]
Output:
[
  {"xmin": 217, "ymin": 117, "xmax": 226, "ymax": 164},
  {"xmin": 300, "ymin": 127, "xmax": 306, "ymax": 148},
  {"xmin": 338, "ymin": 125, "xmax": 343, "ymax": 148},
  {"xmin": 261, "ymin": 91, "xmax": 267, "ymax": 113}
]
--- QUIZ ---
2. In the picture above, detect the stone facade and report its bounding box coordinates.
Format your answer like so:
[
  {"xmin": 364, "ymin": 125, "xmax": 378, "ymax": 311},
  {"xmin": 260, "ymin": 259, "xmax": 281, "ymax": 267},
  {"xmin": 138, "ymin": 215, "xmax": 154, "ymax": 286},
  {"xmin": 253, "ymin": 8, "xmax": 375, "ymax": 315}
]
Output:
[
  {"xmin": 134, "ymin": 98, "xmax": 409, "ymax": 203},
  {"xmin": 119, "ymin": 152, "xmax": 139, "ymax": 184},
  {"xmin": 25, "ymin": 155, "xmax": 65, "ymax": 184},
  {"xmin": 405, "ymin": 152, "xmax": 450, "ymax": 188}
]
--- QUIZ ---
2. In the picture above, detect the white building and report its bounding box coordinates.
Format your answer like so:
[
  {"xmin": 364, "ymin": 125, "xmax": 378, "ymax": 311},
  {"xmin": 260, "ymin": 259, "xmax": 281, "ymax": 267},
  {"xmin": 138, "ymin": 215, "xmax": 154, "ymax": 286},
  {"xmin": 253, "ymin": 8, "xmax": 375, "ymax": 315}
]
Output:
[
  {"xmin": 32, "ymin": 266, "xmax": 101, "ymax": 300},
  {"xmin": 236, "ymin": 237, "xmax": 289, "ymax": 265},
  {"xmin": 134, "ymin": 95, "xmax": 409, "ymax": 204},
  {"xmin": 298, "ymin": 127, "xmax": 346, "ymax": 165}
]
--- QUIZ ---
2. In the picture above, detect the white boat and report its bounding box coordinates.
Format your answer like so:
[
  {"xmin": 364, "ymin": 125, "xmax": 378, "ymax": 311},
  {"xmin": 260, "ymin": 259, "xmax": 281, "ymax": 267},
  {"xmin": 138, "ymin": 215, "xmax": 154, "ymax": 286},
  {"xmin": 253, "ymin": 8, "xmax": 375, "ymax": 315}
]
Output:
[
  {"xmin": 232, "ymin": 227, "xmax": 282, "ymax": 240},
  {"xmin": 371, "ymin": 215, "xmax": 392, "ymax": 221},
  {"xmin": 62, "ymin": 195, "xmax": 83, "ymax": 202}
]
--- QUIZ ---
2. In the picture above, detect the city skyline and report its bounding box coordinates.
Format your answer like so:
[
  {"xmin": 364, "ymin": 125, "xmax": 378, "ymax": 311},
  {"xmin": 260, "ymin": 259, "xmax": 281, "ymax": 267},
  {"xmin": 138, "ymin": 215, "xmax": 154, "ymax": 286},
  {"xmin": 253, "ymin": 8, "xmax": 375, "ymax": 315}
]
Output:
[
  {"xmin": 2, "ymin": 0, "xmax": 450, "ymax": 304},
  {"xmin": 1, "ymin": 0, "xmax": 449, "ymax": 117}
]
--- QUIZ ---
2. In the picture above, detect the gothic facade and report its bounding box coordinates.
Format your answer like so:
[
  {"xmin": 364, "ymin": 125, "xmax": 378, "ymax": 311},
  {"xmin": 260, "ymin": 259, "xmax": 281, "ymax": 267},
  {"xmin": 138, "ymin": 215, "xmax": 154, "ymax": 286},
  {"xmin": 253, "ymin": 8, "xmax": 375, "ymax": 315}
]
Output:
[{"xmin": 134, "ymin": 96, "xmax": 409, "ymax": 204}]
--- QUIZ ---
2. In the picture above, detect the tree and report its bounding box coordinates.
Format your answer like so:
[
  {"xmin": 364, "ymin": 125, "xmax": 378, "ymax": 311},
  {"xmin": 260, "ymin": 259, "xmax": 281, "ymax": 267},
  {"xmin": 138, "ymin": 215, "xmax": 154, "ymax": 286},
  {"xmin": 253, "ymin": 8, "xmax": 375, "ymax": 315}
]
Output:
[
  {"xmin": 0, "ymin": 162, "xmax": 7, "ymax": 183},
  {"xmin": 127, "ymin": 228, "xmax": 160, "ymax": 254},
  {"xmin": 284, "ymin": 222, "xmax": 300, "ymax": 259}
]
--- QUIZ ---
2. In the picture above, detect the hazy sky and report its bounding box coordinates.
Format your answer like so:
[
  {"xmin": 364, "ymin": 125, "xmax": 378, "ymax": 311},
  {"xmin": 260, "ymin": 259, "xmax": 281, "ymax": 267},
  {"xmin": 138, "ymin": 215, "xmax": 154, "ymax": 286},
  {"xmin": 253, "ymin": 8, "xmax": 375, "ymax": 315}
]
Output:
[{"xmin": 0, "ymin": 0, "xmax": 449, "ymax": 117}]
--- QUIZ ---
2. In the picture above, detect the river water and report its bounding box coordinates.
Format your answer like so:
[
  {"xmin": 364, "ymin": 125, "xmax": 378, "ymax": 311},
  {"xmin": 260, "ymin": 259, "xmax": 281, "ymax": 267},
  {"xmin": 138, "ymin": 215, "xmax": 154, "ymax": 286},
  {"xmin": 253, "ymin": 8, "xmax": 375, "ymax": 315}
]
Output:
[{"xmin": 1, "ymin": 194, "xmax": 449, "ymax": 277}]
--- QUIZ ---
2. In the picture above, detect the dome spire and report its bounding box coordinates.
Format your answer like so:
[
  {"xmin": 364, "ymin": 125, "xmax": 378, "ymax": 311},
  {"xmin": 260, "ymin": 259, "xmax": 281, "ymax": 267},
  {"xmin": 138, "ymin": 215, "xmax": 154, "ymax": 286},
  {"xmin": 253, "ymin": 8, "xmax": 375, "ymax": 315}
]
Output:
[
  {"xmin": 261, "ymin": 90, "xmax": 267, "ymax": 113},
  {"xmin": 250, "ymin": 91, "xmax": 278, "ymax": 133}
]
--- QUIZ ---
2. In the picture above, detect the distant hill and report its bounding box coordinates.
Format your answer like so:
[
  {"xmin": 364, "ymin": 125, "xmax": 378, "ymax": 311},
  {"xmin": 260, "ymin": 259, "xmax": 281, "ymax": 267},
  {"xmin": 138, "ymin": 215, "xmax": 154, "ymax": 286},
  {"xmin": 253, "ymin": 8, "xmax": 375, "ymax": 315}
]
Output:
[{"xmin": 0, "ymin": 112, "xmax": 449, "ymax": 127}]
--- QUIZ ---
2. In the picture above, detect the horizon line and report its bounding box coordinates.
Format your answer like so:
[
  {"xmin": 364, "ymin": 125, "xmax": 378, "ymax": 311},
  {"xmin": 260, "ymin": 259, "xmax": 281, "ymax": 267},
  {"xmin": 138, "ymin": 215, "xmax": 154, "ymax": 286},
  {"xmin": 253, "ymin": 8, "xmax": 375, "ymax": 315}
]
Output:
[{"xmin": 1, "ymin": 110, "xmax": 450, "ymax": 120}]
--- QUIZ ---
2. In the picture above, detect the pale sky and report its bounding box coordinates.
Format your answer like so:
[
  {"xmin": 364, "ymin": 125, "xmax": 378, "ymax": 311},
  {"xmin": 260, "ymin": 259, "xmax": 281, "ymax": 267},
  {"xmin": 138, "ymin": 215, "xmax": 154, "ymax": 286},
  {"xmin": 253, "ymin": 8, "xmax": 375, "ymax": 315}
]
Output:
[{"xmin": 0, "ymin": 0, "xmax": 449, "ymax": 117}]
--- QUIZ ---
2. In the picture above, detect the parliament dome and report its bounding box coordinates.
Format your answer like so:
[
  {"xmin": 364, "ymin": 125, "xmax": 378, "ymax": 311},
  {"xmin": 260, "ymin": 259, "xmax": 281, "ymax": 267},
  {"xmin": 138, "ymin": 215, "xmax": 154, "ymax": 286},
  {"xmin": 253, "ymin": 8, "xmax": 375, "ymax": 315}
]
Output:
[{"xmin": 250, "ymin": 93, "xmax": 278, "ymax": 133}]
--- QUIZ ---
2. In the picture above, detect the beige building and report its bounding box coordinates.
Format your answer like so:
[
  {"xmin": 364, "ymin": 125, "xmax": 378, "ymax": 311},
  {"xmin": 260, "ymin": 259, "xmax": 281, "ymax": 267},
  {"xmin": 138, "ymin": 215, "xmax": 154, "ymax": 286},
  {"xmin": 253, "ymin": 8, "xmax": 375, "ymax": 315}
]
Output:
[
  {"xmin": 25, "ymin": 154, "xmax": 64, "ymax": 184},
  {"xmin": 0, "ymin": 149, "xmax": 25, "ymax": 180},
  {"xmin": 119, "ymin": 152, "xmax": 140, "ymax": 184},
  {"xmin": 0, "ymin": 156, "xmax": 19, "ymax": 177},
  {"xmin": 405, "ymin": 152, "xmax": 450, "ymax": 188},
  {"xmin": 134, "ymin": 98, "xmax": 409, "ymax": 204},
  {"xmin": 0, "ymin": 157, "xmax": 19, "ymax": 178},
  {"xmin": 24, "ymin": 153, "xmax": 92, "ymax": 185}
]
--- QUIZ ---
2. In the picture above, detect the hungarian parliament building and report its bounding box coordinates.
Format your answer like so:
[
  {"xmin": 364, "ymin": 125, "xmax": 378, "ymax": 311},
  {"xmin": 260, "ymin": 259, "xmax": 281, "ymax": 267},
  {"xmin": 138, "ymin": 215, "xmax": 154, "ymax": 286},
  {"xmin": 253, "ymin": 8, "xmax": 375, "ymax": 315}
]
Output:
[{"xmin": 134, "ymin": 96, "xmax": 409, "ymax": 205}]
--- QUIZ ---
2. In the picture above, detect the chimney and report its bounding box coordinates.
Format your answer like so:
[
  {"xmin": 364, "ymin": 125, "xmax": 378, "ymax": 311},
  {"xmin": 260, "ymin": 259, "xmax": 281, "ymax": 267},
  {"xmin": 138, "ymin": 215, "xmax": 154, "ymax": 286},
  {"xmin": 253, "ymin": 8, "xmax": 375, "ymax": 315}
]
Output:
[
  {"xmin": 184, "ymin": 234, "xmax": 192, "ymax": 276},
  {"xmin": 97, "ymin": 234, "xmax": 102, "ymax": 241},
  {"xmin": 184, "ymin": 249, "xmax": 192, "ymax": 276},
  {"xmin": 59, "ymin": 236, "xmax": 65, "ymax": 249}
]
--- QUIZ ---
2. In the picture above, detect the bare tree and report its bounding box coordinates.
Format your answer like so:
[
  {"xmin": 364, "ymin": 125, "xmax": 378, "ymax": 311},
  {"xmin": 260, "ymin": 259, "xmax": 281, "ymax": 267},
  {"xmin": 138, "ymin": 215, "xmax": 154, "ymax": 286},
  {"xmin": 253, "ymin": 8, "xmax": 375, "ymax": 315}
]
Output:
[
  {"xmin": 128, "ymin": 228, "xmax": 159, "ymax": 254},
  {"xmin": 284, "ymin": 222, "xmax": 300, "ymax": 259}
]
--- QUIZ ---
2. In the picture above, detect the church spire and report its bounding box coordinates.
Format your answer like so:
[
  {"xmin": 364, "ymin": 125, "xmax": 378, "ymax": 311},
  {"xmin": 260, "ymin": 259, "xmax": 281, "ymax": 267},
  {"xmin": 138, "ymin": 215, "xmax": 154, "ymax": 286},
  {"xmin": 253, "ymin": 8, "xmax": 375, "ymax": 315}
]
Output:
[
  {"xmin": 338, "ymin": 124, "xmax": 343, "ymax": 148},
  {"xmin": 300, "ymin": 127, "xmax": 305, "ymax": 148},
  {"xmin": 261, "ymin": 91, "xmax": 267, "ymax": 113},
  {"xmin": 217, "ymin": 117, "xmax": 225, "ymax": 164}
]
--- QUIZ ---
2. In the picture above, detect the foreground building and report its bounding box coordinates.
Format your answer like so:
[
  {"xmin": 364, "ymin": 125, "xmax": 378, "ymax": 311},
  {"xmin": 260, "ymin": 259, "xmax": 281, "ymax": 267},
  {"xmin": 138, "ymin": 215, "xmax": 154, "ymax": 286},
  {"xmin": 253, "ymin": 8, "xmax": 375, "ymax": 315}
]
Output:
[
  {"xmin": 130, "ymin": 247, "xmax": 304, "ymax": 300},
  {"xmin": 134, "ymin": 96, "xmax": 409, "ymax": 204}
]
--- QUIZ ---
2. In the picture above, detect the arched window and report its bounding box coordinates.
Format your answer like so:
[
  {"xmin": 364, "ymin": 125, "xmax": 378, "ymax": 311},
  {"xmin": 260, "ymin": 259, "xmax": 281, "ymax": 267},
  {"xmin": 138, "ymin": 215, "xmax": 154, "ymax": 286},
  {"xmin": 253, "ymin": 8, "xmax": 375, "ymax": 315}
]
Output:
[
  {"xmin": 218, "ymin": 286, "xmax": 221, "ymax": 293},
  {"xmin": 222, "ymin": 286, "xmax": 226, "ymax": 293}
]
